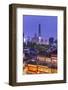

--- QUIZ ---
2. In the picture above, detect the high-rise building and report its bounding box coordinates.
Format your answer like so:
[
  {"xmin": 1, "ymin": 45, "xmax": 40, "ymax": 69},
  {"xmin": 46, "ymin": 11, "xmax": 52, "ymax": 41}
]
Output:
[
  {"xmin": 39, "ymin": 24, "xmax": 41, "ymax": 37},
  {"xmin": 49, "ymin": 37, "xmax": 54, "ymax": 46},
  {"xmin": 38, "ymin": 24, "xmax": 42, "ymax": 44}
]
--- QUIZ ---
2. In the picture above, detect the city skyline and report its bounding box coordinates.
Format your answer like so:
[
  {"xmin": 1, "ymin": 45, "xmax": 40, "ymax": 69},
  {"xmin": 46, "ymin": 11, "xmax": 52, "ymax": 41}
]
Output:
[
  {"xmin": 23, "ymin": 15, "xmax": 57, "ymax": 74},
  {"xmin": 23, "ymin": 15, "xmax": 57, "ymax": 41}
]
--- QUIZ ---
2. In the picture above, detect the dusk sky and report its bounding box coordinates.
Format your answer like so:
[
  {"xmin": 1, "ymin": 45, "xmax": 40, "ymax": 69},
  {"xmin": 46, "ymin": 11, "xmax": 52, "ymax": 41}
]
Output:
[{"xmin": 23, "ymin": 15, "xmax": 57, "ymax": 41}]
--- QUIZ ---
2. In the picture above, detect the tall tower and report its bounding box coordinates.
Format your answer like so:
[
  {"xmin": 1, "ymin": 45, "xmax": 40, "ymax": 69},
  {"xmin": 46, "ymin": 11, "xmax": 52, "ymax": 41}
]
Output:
[
  {"xmin": 38, "ymin": 24, "xmax": 42, "ymax": 44},
  {"xmin": 39, "ymin": 24, "xmax": 41, "ymax": 37}
]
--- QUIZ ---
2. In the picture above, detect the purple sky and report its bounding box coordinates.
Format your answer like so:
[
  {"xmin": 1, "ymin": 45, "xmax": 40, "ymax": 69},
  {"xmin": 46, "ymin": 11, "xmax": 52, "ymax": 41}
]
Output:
[{"xmin": 23, "ymin": 15, "xmax": 57, "ymax": 41}]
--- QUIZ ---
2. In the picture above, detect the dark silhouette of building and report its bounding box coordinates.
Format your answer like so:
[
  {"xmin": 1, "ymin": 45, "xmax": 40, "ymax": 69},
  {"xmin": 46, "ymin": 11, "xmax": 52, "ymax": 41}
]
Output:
[
  {"xmin": 49, "ymin": 37, "xmax": 54, "ymax": 46},
  {"xmin": 38, "ymin": 24, "xmax": 41, "ymax": 37}
]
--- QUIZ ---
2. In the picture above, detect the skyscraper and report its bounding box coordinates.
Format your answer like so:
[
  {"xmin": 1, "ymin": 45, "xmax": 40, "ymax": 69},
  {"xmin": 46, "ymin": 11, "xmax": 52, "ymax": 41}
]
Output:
[
  {"xmin": 49, "ymin": 37, "xmax": 54, "ymax": 46},
  {"xmin": 39, "ymin": 24, "xmax": 41, "ymax": 37},
  {"xmin": 38, "ymin": 24, "xmax": 42, "ymax": 44}
]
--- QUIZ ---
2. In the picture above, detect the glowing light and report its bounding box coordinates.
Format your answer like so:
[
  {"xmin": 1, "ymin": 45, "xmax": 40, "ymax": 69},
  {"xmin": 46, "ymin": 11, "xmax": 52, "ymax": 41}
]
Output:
[
  {"xmin": 24, "ymin": 38, "xmax": 26, "ymax": 42},
  {"xmin": 39, "ymin": 36, "xmax": 42, "ymax": 40}
]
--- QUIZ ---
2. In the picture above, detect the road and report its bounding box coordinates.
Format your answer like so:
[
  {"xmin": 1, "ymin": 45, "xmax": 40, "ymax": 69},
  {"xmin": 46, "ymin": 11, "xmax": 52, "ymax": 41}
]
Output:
[{"xmin": 23, "ymin": 64, "xmax": 57, "ymax": 74}]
